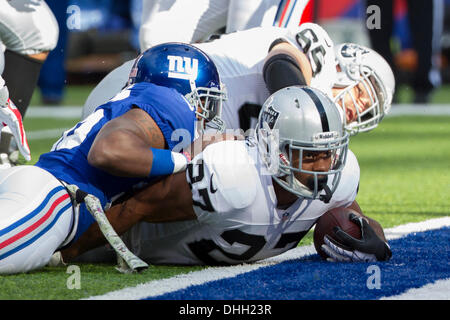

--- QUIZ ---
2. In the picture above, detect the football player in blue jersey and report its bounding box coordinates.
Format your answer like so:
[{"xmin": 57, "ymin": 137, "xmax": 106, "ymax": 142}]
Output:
[
  {"xmin": 0, "ymin": 43, "xmax": 227, "ymax": 274},
  {"xmin": 59, "ymin": 86, "xmax": 391, "ymax": 266}
]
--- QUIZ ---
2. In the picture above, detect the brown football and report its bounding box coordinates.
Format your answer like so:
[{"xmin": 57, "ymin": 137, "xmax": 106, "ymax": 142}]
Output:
[{"xmin": 313, "ymin": 207, "xmax": 362, "ymax": 260}]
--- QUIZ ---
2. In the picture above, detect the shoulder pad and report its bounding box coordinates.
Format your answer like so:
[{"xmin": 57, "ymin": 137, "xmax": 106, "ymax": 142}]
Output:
[{"xmin": 202, "ymin": 140, "xmax": 258, "ymax": 210}]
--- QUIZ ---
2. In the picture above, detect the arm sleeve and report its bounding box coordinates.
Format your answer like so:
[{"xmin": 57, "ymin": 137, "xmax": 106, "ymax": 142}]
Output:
[{"xmin": 262, "ymin": 52, "xmax": 307, "ymax": 94}]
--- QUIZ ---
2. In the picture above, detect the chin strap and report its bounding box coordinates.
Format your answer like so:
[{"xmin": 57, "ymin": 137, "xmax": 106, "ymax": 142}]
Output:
[{"xmin": 319, "ymin": 184, "xmax": 332, "ymax": 203}]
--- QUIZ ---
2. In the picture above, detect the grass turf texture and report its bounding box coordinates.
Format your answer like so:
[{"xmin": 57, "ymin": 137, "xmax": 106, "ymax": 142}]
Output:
[{"xmin": 1, "ymin": 112, "xmax": 449, "ymax": 299}]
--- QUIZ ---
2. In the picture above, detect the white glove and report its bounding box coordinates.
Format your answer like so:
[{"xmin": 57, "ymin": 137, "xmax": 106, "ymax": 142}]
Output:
[
  {"xmin": 0, "ymin": 81, "xmax": 31, "ymax": 161},
  {"xmin": 321, "ymin": 235, "xmax": 378, "ymax": 262}
]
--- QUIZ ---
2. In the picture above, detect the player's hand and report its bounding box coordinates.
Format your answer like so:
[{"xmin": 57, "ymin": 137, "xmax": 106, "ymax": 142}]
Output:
[
  {"xmin": 0, "ymin": 88, "xmax": 31, "ymax": 161},
  {"xmin": 321, "ymin": 213, "xmax": 392, "ymax": 262}
]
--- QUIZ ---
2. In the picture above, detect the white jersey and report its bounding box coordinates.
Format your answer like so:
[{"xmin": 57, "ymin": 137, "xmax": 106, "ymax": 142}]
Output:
[
  {"xmin": 194, "ymin": 23, "xmax": 336, "ymax": 131},
  {"xmin": 82, "ymin": 24, "xmax": 337, "ymax": 129},
  {"xmin": 0, "ymin": 0, "xmax": 58, "ymax": 56},
  {"xmin": 139, "ymin": 0, "xmax": 279, "ymax": 52},
  {"xmin": 126, "ymin": 139, "xmax": 359, "ymax": 265}
]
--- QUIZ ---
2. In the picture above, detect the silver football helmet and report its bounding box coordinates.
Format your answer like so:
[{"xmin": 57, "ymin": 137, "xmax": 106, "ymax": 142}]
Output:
[
  {"xmin": 256, "ymin": 86, "xmax": 349, "ymax": 202},
  {"xmin": 334, "ymin": 43, "xmax": 395, "ymax": 135}
]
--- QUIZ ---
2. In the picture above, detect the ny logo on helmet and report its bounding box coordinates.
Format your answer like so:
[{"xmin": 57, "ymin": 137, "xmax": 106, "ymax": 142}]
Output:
[{"xmin": 167, "ymin": 55, "xmax": 199, "ymax": 81}]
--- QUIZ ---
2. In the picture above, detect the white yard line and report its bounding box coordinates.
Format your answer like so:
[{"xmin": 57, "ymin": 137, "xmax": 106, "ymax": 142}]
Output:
[
  {"xmin": 380, "ymin": 278, "xmax": 450, "ymax": 300},
  {"xmin": 85, "ymin": 217, "xmax": 450, "ymax": 300},
  {"xmin": 27, "ymin": 128, "xmax": 69, "ymax": 140},
  {"xmin": 26, "ymin": 106, "xmax": 82, "ymax": 118},
  {"xmin": 386, "ymin": 104, "xmax": 450, "ymax": 117}
]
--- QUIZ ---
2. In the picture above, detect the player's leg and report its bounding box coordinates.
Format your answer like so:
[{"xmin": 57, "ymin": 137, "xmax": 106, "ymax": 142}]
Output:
[
  {"xmin": 271, "ymin": 0, "xmax": 312, "ymax": 28},
  {"xmin": 226, "ymin": 0, "xmax": 280, "ymax": 32},
  {"xmin": 139, "ymin": 0, "xmax": 229, "ymax": 52},
  {"xmin": 0, "ymin": 0, "xmax": 58, "ymax": 164},
  {"xmin": 0, "ymin": 0, "xmax": 58, "ymax": 116},
  {"xmin": 0, "ymin": 166, "xmax": 74, "ymax": 274}
]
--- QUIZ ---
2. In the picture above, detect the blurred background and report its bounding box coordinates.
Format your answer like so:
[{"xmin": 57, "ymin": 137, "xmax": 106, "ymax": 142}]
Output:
[{"xmin": 30, "ymin": 0, "xmax": 450, "ymax": 106}]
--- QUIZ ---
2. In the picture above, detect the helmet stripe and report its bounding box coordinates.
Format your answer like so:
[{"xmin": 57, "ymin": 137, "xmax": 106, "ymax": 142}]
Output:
[{"xmin": 303, "ymin": 87, "xmax": 329, "ymax": 132}]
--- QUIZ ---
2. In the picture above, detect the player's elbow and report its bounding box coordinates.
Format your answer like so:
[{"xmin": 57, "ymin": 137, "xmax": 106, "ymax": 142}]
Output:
[
  {"xmin": 87, "ymin": 130, "xmax": 128, "ymax": 171},
  {"xmin": 263, "ymin": 42, "xmax": 313, "ymax": 94},
  {"xmin": 87, "ymin": 138, "xmax": 116, "ymax": 170}
]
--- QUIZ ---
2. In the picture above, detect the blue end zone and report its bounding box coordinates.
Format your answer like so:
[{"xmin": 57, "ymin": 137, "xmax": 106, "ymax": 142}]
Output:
[{"xmin": 145, "ymin": 227, "xmax": 450, "ymax": 300}]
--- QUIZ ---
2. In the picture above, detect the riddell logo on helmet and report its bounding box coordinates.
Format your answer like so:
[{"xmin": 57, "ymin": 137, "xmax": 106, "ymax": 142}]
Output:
[
  {"xmin": 167, "ymin": 55, "xmax": 199, "ymax": 80},
  {"xmin": 313, "ymin": 131, "xmax": 339, "ymax": 142}
]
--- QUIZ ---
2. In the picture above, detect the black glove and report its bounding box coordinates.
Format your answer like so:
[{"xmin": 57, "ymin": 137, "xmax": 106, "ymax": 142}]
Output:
[{"xmin": 321, "ymin": 213, "xmax": 392, "ymax": 262}]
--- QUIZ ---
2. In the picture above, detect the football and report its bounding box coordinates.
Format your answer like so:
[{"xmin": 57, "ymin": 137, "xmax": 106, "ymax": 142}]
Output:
[{"xmin": 313, "ymin": 207, "xmax": 362, "ymax": 260}]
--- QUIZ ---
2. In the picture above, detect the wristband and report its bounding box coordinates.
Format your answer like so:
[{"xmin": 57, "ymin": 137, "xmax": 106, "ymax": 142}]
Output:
[{"xmin": 149, "ymin": 148, "xmax": 188, "ymax": 178}]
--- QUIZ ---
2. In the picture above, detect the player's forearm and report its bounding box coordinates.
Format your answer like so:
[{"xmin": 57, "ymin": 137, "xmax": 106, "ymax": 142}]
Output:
[{"xmin": 61, "ymin": 201, "xmax": 141, "ymax": 262}]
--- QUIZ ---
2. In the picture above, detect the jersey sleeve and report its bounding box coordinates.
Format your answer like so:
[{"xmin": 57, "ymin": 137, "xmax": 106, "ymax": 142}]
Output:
[
  {"xmin": 101, "ymin": 82, "xmax": 197, "ymax": 151},
  {"xmin": 187, "ymin": 140, "xmax": 259, "ymax": 225}
]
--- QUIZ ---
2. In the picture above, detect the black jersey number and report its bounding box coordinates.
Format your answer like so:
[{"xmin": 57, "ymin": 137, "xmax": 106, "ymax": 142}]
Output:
[
  {"xmin": 295, "ymin": 28, "xmax": 325, "ymax": 76},
  {"xmin": 188, "ymin": 229, "xmax": 309, "ymax": 265},
  {"xmin": 187, "ymin": 160, "xmax": 214, "ymax": 212}
]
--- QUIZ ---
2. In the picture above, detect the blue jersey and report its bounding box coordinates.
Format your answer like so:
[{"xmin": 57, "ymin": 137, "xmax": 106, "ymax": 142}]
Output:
[{"xmin": 35, "ymin": 82, "xmax": 196, "ymax": 241}]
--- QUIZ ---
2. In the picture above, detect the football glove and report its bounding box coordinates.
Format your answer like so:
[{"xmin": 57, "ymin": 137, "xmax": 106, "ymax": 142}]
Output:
[
  {"xmin": 321, "ymin": 213, "xmax": 392, "ymax": 262},
  {"xmin": 0, "ymin": 80, "xmax": 31, "ymax": 162}
]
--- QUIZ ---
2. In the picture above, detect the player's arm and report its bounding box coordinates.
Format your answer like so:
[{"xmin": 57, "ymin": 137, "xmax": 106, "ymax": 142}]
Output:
[
  {"xmin": 88, "ymin": 107, "xmax": 187, "ymax": 178},
  {"xmin": 60, "ymin": 170, "xmax": 197, "ymax": 262},
  {"xmin": 322, "ymin": 200, "xmax": 392, "ymax": 262},
  {"xmin": 263, "ymin": 39, "xmax": 313, "ymax": 94},
  {"xmin": 61, "ymin": 134, "xmax": 241, "ymax": 262}
]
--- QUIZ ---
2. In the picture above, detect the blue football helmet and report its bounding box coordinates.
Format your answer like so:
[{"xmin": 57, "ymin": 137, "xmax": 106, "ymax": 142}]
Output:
[{"xmin": 127, "ymin": 42, "xmax": 227, "ymax": 132}]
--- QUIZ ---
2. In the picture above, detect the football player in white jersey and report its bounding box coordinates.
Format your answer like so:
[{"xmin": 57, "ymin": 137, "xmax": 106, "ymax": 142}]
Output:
[
  {"xmin": 139, "ymin": 0, "xmax": 281, "ymax": 52},
  {"xmin": 0, "ymin": 0, "xmax": 59, "ymax": 166},
  {"xmin": 82, "ymin": 23, "xmax": 394, "ymax": 136},
  {"xmin": 61, "ymin": 86, "xmax": 392, "ymax": 265}
]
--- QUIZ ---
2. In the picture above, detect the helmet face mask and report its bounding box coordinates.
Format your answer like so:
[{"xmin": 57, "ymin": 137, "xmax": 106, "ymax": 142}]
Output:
[
  {"xmin": 275, "ymin": 129, "xmax": 349, "ymax": 202},
  {"xmin": 185, "ymin": 80, "xmax": 227, "ymax": 132},
  {"xmin": 256, "ymin": 86, "xmax": 349, "ymax": 202},
  {"xmin": 334, "ymin": 43, "xmax": 395, "ymax": 135},
  {"xmin": 333, "ymin": 73, "xmax": 386, "ymax": 135},
  {"xmin": 128, "ymin": 42, "xmax": 227, "ymax": 133}
]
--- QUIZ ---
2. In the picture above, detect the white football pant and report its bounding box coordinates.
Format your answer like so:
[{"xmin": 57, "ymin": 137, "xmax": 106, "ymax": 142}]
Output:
[
  {"xmin": 0, "ymin": 166, "xmax": 73, "ymax": 274},
  {"xmin": 0, "ymin": 0, "xmax": 58, "ymax": 56},
  {"xmin": 139, "ymin": 0, "xmax": 280, "ymax": 52}
]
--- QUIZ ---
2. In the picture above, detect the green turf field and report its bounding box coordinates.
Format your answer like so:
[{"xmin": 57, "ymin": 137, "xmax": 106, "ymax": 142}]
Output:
[
  {"xmin": 28, "ymin": 83, "xmax": 450, "ymax": 107},
  {"xmin": 1, "ymin": 112, "xmax": 448, "ymax": 300}
]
